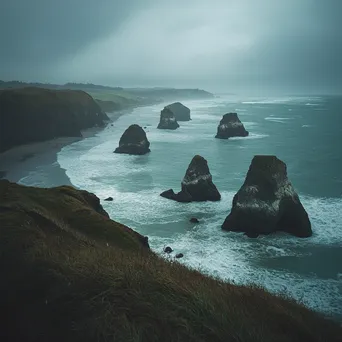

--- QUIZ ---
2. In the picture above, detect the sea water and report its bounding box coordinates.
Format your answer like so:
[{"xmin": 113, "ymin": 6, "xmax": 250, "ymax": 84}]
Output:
[{"xmin": 53, "ymin": 95, "xmax": 342, "ymax": 320}]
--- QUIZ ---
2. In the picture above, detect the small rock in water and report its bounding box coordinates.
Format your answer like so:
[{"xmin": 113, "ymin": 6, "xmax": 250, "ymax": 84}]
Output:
[
  {"xmin": 111, "ymin": 124, "xmax": 114, "ymax": 126},
  {"xmin": 175, "ymin": 253, "xmax": 184, "ymax": 259},
  {"xmin": 190, "ymin": 217, "xmax": 199, "ymax": 223},
  {"xmin": 104, "ymin": 197, "xmax": 113, "ymax": 201},
  {"xmin": 164, "ymin": 246, "xmax": 173, "ymax": 253}
]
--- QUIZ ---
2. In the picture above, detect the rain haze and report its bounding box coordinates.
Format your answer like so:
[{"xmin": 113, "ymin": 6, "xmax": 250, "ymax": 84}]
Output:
[{"xmin": 1, "ymin": 0, "xmax": 342, "ymax": 94}]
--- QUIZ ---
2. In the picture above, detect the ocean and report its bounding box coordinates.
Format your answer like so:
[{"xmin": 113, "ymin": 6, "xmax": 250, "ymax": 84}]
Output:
[{"xmin": 24, "ymin": 95, "xmax": 342, "ymax": 320}]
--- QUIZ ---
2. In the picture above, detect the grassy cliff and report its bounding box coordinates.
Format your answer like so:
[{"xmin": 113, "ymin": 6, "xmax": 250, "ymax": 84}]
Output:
[
  {"xmin": 0, "ymin": 87, "xmax": 109, "ymax": 152},
  {"xmin": 0, "ymin": 180, "xmax": 341, "ymax": 342}
]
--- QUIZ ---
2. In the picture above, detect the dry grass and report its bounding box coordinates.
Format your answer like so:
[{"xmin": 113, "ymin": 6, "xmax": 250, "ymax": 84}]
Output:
[{"xmin": 0, "ymin": 180, "xmax": 341, "ymax": 342}]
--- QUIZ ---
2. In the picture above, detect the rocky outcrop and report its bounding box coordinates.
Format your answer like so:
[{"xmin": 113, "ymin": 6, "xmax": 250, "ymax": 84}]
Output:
[
  {"xmin": 164, "ymin": 246, "xmax": 173, "ymax": 253},
  {"xmin": 222, "ymin": 156, "xmax": 312, "ymax": 238},
  {"xmin": 114, "ymin": 124, "xmax": 150, "ymax": 155},
  {"xmin": 160, "ymin": 155, "xmax": 221, "ymax": 202},
  {"xmin": 215, "ymin": 113, "xmax": 249, "ymax": 139},
  {"xmin": 165, "ymin": 102, "xmax": 191, "ymax": 121},
  {"xmin": 157, "ymin": 108, "xmax": 180, "ymax": 130},
  {"xmin": 0, "ymin": 87, "xmax": 109, "ymax": 152}
]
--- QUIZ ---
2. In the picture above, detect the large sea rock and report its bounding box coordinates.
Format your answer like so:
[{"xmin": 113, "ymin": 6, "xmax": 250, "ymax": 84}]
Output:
[
  {"xmin": 165, "ymin": 102, "xmax": 191, "ymax": 121},
  {"xmin": 114, "ymin": 124, "xmax": 150, "ymax": 155},
  {"xmin": 160, "ymin": 155, "xmax": 221, "ymax": 202},
  {"xmin": 222, "ymin": 155, "xmax": 312, "ymax": 238},
  {"xmin": 0, "ymin": 87, "xmax": 109, "ymax": 152},
  {"xmin": 157, "ymin": 108, "xmax": 179, "ymax": 130},
  {"xmin": 215, "ymin": 113, "xmax": 249, "ymax": 139}
]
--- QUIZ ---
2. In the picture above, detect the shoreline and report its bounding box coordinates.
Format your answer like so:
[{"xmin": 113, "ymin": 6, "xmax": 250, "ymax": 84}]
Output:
[{"xmin": 0, "ymin": 110, "xmax": 127, "ymax": 188}]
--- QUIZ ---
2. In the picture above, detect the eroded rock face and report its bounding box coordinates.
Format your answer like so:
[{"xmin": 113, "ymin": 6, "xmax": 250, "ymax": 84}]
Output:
[
  {"xmin": 222, "ymin": 155, "xmax": 312, "ymax": 238},
  {"xmin": 114, "ymin": 124, "xmax": 150, "ymax": 155},
  {"xmin": 215, "ymin": 113, "xmax": 249, "ymax": 139},
  {"xmin": 165, "ymin": 102, "xmax": 191, "ymax": 121},
  {"xmin": 157, "ymin": 108, "xmax": 180, "ymax": 130},
  {"xmin": 160, "ymin": 155, "xmax": 221, "ymax": 202}
]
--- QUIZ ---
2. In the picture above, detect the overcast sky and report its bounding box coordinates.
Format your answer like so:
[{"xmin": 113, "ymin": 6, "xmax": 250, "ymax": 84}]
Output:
[{"xmin": 1, "ymin": 0, "xmax": 341, "ymax": 94}]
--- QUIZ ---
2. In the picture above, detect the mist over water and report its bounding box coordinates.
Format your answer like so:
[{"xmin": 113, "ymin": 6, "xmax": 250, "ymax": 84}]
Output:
[{"xmin": 54, "ymin": 95, "xmax": 342, "ymax": 320}]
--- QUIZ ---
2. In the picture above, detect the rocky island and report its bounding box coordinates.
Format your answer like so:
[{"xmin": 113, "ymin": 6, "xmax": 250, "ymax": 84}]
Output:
[
  {"xmin": 157, "ymin": 108, "xmax": 180, "ymax": 130},
  {"xmin": 165, "ymin": 102, "xmax": 191, "ymax": 121},
  {"xmin": 114, "ymin": 124, "xmax": 151, "ymax": 155},
  {"xmin": 222, "ymin": 155, "xmax": 312, "ymax": 238},
  {"xmin": 0, "ymin": 87, "xmax": 109, "ymax": 152},
  {"xmin": 160, "ymin": 155, "xmax": 221, "ymax": 202},
  {"xmin": 215, "ymin": 113, "xmax": 249, "ymax": 139}
]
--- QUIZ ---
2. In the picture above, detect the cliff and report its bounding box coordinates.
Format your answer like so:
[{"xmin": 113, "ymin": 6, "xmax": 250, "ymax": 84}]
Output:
[
  {"xmin": 0, "ymin": 87, "xmax": 109, "ymax": 152},
  {"xmin": 0, "ymin": 180, "xmax": 340, "ymax": 341}
]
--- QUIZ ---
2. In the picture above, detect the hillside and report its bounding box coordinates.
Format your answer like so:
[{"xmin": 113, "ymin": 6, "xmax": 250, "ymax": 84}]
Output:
[
  {"xmin": 0, "ymin": 80, "xmax": 215, "ymax": 109},
  {"xmin": 0, "ymin": 87, "xmax": 109, "ymax": 152},
  {"xmin": 0, "ymin": 180, "xmax": 341, "ymax": 342}
]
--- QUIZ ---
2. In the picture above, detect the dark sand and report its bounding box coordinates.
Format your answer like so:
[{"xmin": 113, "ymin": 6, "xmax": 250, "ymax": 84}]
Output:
[{"xmin": 0, "ymin": 110, "xmax": 126, "ymax": 188}]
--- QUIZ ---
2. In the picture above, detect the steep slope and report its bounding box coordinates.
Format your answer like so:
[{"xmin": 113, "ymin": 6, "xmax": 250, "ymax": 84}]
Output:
[
  {"xmin": 0, "ymin": 87, "xmax": 109, "ymax": 152},
  {"xmin": 0, "ymin": 180, "xmax": 341, "ymax": 342}
]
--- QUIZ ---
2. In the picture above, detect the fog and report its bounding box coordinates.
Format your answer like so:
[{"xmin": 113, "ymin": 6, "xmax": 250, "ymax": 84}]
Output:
[{"xmin": 1, "ymin": 0, "xmax": 341, "ymax": 94}]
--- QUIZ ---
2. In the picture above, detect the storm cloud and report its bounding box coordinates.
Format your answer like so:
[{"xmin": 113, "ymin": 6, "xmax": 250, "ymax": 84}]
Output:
[{"xmin": 1, "ymin": 0, "xmax": 341, "ymax": 94}]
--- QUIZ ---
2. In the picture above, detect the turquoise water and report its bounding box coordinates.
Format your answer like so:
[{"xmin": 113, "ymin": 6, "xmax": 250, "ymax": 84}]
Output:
[{"xmin": 56, "ymin": 95, "xmax": 342, "ymax": 320}]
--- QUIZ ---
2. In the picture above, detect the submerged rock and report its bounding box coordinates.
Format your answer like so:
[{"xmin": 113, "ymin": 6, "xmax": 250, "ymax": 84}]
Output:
[
  {"xmin": 160, "ymin": 155, "xmax": 221, "ymax": 202},
  {"xmin": 165, "ymin": 102, "xmax": 191, "ymax": 121},
  {"xmin": 114, "ymin": 124, "xmax": 150, "ymax": 155},
  {"xmin": 157, "ymin": 108, "xmax": 180, "ymax": 130},
  {"xmin": 222, "ymin": 155, "xmax": 312, "ymax": 238},
  {"xmin": 215, "ymin": 113, "xmax": 249, "ymax": 139},
  {"xmin": 104, "ymin": 197, "xmax": 113, "ymax": 201},
  {"xmin": 190, "ymin": 218, "xmax": 199, "ymax": 223},
  {"xmin": 175, "ymin": 253, "xmax": 184, "ymax": 259}
]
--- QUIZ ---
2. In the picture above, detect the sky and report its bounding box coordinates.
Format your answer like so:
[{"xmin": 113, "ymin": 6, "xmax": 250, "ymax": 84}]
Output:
[{"xmin": 1, "ymin": 0, "xmax": 341, "ymax": 94}]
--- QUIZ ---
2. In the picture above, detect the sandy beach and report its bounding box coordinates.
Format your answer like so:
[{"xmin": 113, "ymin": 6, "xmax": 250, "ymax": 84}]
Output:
[{"xmin": 0, "ymin": 111, "xmax": 126, "ymax": 188}]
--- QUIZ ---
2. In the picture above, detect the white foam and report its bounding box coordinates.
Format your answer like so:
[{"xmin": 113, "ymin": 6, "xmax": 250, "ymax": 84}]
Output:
[
  {"xmin": 56, "ymin": 99, "xmax": 342, "ymax": 320},
  {"xmin": 229, "ymin": 133, "xmax": 269, "ymax": 140}
]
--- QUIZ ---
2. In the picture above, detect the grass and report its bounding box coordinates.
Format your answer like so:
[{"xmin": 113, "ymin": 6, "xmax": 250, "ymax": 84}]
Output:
[{"xmin": 0, "ymin": 180, "xmax": 341, "ymax": 342}]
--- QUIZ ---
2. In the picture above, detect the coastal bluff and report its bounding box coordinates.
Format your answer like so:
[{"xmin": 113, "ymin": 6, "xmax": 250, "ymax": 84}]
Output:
[
  {"xmin": 0, "ymin": 180, "xmax": 341, "ymax": 341},
  {"xmin": 0, "ymin": 87, "xmax": 109, "ymax": 152}
]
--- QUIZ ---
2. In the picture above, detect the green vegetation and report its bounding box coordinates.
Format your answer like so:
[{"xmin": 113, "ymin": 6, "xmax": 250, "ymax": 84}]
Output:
[{"xmin": 0, "ymin": 180, "xmax": 341, "ymax": 342}]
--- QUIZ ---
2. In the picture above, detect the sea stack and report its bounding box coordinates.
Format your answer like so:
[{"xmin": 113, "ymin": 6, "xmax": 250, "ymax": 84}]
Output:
[
  {"xmin": 157, "ymin": 108, "xmax": 180, "ymax": 130},
  {"xmin": 114, "ymin": 124, "xmax": 150, "ymax": 155},
  {"xmin": 215, "ymin": 113, "xmax": 249, "ymax": 139},
  {"xmin": 160, "ymin": 155, "xmax": 221, "ymax": 202},
  {"xmin": 222, "ymin": 155, "xmax": 312, "ymax": 238},
  {"xmin": 165, "ymin": 102, "xmax": 191, "ymax": 121}
]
